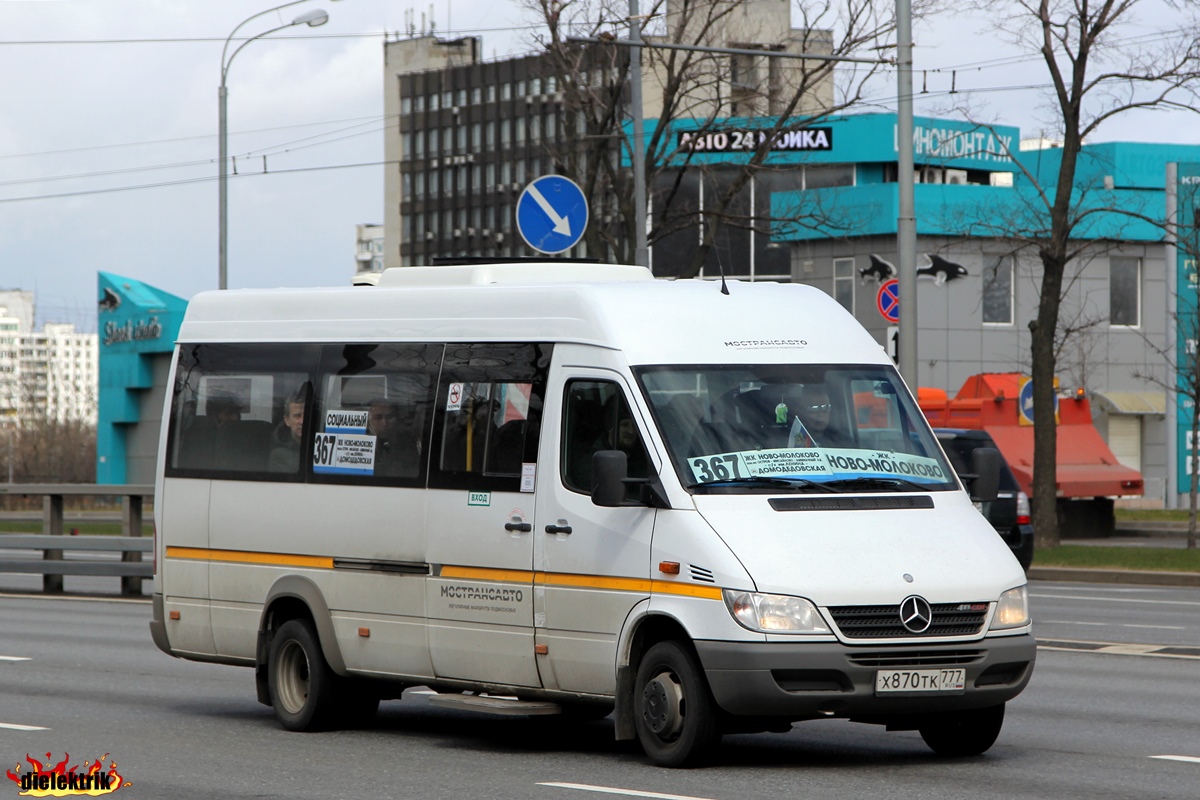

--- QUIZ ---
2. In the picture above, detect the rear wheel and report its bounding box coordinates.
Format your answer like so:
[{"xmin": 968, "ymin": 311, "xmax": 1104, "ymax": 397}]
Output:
[
  {"xmin": 919, "ymin": 703, "xmax": 1005, "ymax": 756},
  {"xmin": 268, "ymin": 619, "xmax": 339, "ymax": 731},
  {"xmin": 633, "ymin": 641, "xmax": 720, "ymax": 768}
]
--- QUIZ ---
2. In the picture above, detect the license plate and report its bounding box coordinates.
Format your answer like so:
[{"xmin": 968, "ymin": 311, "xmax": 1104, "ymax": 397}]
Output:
[{"xmin": 875, "ymin": 668, "xmax": 966, "ymax": 694}]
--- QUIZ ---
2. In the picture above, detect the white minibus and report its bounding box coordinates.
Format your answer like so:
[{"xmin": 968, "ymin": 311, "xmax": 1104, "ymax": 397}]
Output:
[{"xmin": 150, "ymin": 263, "xmax": 1034, "ymax": 767}]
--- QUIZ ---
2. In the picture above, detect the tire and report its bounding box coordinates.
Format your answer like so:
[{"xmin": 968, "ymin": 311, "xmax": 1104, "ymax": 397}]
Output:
[
  {"xmin": 919, "ymin": 703, "xmax": 1005, "ymax": 757},
  {"xmin": 633, "ymin": 641, "xmax": 721, "ymax": 768},
  {"xmin": 267, "ymin": 619, "xmax": 339, "ymax": 731}
]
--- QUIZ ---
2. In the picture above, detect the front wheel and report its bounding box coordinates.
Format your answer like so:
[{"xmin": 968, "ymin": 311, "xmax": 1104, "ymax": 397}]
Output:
[
  {"xmin": 268, "ymin": 619, "xmax": 339, "ymax": 731},
  {"xmin": 919, "ymin": 703, "xmax": 1005, "ymax": 756},
  {"xmin": 633, "ymin": 641, "xmax": 720, "ymax": 767}
]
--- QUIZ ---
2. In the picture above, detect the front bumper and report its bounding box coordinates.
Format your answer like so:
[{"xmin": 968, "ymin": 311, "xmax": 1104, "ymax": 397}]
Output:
[{"xmin": 696, "ymin": 633, "xmax": 1035, "ymax": 719}]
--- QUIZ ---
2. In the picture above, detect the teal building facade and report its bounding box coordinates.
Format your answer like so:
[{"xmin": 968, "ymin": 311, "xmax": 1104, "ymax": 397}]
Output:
[
  {"xmin": 650, "ymin": 112, "xmax": 1200, "ymax": 506},
  {"xmin": 96, "ymin": 273, "xmax": 187, "ymax": 484}
]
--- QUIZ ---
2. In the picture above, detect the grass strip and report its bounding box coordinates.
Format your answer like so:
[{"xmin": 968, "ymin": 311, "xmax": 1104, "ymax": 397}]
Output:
[
  {"xmin": 1035, "ymin": 544, "xmax": 1200, "ymax": 573},
  {"xmin": 1116, "ymin": 508, "xmax": 1194, "ymax": 522}
]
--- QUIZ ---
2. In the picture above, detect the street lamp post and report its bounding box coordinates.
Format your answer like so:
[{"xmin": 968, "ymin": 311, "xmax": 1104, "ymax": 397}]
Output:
[{"xmin": 219, "ymin": 2, "xmax": 330, "ymax": 290}]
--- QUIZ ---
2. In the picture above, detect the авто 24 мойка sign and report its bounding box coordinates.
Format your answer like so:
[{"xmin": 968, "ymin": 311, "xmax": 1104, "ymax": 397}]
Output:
[{"xmin": 676, "ymin": 127, "xmax": 833, "ymax": 153}]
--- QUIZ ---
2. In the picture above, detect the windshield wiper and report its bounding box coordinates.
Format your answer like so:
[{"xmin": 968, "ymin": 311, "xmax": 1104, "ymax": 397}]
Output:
[
  {"xmin": 688, "ymin": 476, "xmax": 844, "ymax": 493},
  {"xmin": 823, "ymin": 476, "xmax": 932, "ymax": 492}
]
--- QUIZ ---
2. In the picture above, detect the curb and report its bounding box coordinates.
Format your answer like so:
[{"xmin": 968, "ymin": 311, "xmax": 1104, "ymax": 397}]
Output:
[{"xmin": 1028, "ymin": 565, "xmax": 1200, "ymax": 588}]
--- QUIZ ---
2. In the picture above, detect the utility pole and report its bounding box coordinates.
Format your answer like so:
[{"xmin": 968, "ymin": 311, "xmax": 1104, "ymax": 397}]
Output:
[{"xmin": 896, "ymin": 0, "xmax": 917, "ymax": 386}]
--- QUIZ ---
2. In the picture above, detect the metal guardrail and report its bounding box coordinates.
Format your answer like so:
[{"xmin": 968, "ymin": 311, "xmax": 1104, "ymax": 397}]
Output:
[{"xmin": 0, "ymin": 484, "xmax": 154, "ymax": 595}]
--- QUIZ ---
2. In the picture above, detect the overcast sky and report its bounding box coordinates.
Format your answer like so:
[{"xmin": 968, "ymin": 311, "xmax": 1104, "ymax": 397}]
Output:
[{"xmin": 0, "ymin": 0, "xmax": 1192, "ymax": 332}]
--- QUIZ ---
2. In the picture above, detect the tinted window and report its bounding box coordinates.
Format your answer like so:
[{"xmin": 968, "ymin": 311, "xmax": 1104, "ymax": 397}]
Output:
[
  {"xmin": 561, "ymin": 380, "xmax": 651, "ymax": 497},
  {"xmin": 429, "ymin": 343, "xmax": 552, "ymax": 492},
  {"xmin": 638, "ymin": 364, "xmax": 956, "ymax": 493},
  {"xmin": 310, "ymin": 344, "xmax": 442, "ymax": 487},
  {"xmin": 166, "ymin": 344, "xmax": 319, "ymax": 480}
]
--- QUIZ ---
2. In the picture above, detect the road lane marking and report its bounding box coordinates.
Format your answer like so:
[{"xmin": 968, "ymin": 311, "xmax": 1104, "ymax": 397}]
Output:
[
  {"xmin": 1031, "ymin": 593, "xmax": 1200, "ymax": 607},
  {"xmin": 539, "ymin": 783, "xmax": 720, "ymax": 800},
  {"xmin": 1038, "ymin": 638, "xmax": 1200, "ymax": 659},
  {"xmin": 1151, "ymin": 755, "xmax": 1200, "ymax": 764},
  {"xmin": 1040, "ymin": 620, "xmax": 1186, "ymax": 630},
  {"xmin": 0, "ymin": 723, "xmax": 48, "ymax": 731},
  {"xmin": 0, "ymin": 656, "xmax": 30, "ymax": 662},
  {"xmin": 0, "ymin": 591, "xmax": 149, "ymax": 604}
]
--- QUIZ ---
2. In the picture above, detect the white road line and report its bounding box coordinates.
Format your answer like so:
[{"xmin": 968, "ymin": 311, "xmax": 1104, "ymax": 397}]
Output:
[
  {"xmin": 1031, "ymin": 593, "xmax": 1200, "ymax": 607},
  {"xmin": 0, "ymin": 722, "xmax": 48, "ymax": 731},
  {"xmin": 1151, "ymin": 755, "xmax": 1200, "ymax": 764},
  {"xmin": 539, "ymin": 782, "xmax": 720, "ymax": 800},
  {"xmin": 1039, "ymin": 621, "xmax": 1186, "ymax": 630},
  {"xmin": 0, "ymin": 656, "xmax": 30, "ymax": 662},
  {"xmin": 0, "ymin": 591, "xmax": 149, "ymax": 605}
]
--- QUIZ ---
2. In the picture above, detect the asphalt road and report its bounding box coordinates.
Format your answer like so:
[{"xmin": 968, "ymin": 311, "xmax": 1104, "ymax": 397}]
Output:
[{"xmin": 0, "ymin": 582, "xmax": 1197, "ymax": 799}]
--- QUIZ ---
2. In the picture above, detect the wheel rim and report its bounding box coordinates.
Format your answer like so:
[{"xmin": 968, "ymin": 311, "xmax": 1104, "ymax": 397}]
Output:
[
  {"xmin": 641, "ymin": 669, "xmax": 685, "ymax": 741},
  {"xmin": 275, "ymin": 639, "xmax": 311, "ymax": 715}
]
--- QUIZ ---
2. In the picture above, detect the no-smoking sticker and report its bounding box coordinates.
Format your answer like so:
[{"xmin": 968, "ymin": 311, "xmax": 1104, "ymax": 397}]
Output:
[{"xmin": 447, "ymin": 382, "xmax": 464, "ymax": 411}]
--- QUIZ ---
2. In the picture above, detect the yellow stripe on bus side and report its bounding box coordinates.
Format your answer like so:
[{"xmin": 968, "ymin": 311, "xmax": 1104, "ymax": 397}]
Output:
[
  {"xmin": 440, "ymin": 565, "xmax": 536, "ymax": 583},
  {"xmin": 166, "ymin": 546, "xmax": 334, "ymax": 570},
  {"xmin": 162, "ymin": 551, "xmax": 722, "ymax": 600},
  {"xmin": 650, "ymin": 581, "xmax": 724, "ymax": 600},
  {"xmin": 445, "ymin": 566, "xmax": 723, "ymax": 600},
  {"xmin": 535, "ymin": 572, "xmax": 652, "ymax": 592}
]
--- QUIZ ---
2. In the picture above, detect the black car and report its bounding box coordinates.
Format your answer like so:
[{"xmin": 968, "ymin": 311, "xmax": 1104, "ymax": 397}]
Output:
[{"xmin": 935, "ymin": 428, "xmax": 1034, "ymax": 570}]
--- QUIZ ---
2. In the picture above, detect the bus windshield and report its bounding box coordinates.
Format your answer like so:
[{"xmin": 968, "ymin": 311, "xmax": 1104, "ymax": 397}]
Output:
[{"xmin": 635, "ymin": 364, "xmax": 957, "ymax": 494}]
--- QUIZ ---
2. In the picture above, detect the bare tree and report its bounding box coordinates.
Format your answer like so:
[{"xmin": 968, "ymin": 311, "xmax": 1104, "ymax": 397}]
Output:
[
  {"xmin": 523, "ymin": 0, "xmax": 906, "ymax": 266},
  {"xmin": 942, "ymin": 0, "xmax": 1200, "ymax": 547}
]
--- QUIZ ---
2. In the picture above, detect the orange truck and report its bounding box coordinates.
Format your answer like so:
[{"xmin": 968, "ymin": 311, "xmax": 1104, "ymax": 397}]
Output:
[{"xmin": 919, "ymin": 373, "xmax": 1143, "ymax": 537}]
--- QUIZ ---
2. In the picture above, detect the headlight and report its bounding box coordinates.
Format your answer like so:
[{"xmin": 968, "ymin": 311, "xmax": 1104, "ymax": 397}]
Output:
[
  {"xmin": 989, "ymin": 585, "xmax": 1030, "ymax": 630},
  {"xmin": 723, "ymin": 590, "xmax": 830, "ymax": 634}
]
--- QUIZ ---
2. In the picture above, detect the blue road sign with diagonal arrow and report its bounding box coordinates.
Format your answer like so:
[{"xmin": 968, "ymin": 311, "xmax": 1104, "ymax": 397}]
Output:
[{"xmin": 517, "ymin": 175, "xmax": 588, "ymax": 254}]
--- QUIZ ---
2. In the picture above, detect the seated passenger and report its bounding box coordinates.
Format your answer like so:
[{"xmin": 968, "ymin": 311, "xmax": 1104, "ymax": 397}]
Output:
[
  {"xmin": 208, "ymin": 392, "xmax": 242, "ymax": 427},
  {"xmin": 368, "ymin": 398, "xmax": 420, "ymax": 477},
  {"xmin": 268, "ymin": 389, "xmax": 306, "ymax": 472}
]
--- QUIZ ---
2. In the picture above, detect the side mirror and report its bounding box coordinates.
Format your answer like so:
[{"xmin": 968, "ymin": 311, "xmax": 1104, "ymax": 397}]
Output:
[
  {"xmin": 968, "ymin": 447, "xmax": 1001, "ymax": 503},
  {"xmin": 592, "ymin": 450, "xmax": 627, "ymax": 507}
]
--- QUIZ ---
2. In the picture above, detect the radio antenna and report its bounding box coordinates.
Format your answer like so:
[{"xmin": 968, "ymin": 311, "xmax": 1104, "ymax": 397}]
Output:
[{"xmin": 714, "ymin": 241, "xmax": 730, "ymax": 295}]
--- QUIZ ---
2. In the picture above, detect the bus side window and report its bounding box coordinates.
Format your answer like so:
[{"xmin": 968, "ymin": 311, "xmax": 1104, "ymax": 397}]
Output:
[
  {"xmin": 561, "ymin": 380, "xmax": 649, "ymax": 497},
  {"xmin": 430, "ymin": 343, "xmax": 551, "ymax": 492},
  {"xmin": 165, "ymin": 344, "xmax": 317, "ymax": 479},
  {"xmin": 310, "ymin": 343, "xmax": 442, "ymax": 486}
]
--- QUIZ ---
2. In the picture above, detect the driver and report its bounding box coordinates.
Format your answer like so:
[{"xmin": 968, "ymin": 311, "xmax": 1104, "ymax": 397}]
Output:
[{"xmin": 791, "ymin": 384, "xmax": 832, "ymax": 447}]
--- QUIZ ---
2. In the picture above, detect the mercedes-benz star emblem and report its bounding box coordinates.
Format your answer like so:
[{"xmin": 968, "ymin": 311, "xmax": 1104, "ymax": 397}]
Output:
[{"xmin": 899, "ymin": 595, "xmax": 933, "ymax": 634}]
